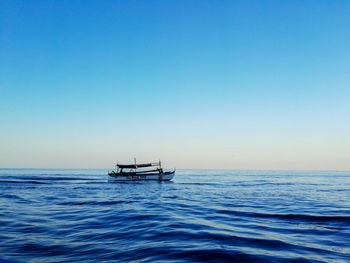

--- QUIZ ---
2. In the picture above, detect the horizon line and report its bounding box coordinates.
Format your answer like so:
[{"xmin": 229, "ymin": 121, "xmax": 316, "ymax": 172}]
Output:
[{"xmin": 1, "ymin": 167, "xmax": 350, "ymax": 172}]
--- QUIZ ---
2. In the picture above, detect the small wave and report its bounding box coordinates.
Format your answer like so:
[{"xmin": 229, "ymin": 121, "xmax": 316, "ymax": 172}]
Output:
[
  {"xmin": 179, "ymin": 182, "xmax": 221, "ymax": 186},
  {"xmin": 217, "ymin": 210, "xmax": 350, "ymax": 224},
  {"xmin": 0, "ymin": 175, "xmax": 99, "ymax": 181},
  {"xmin": 40, "ymin": 177, "xmax": 99, "ymax": 181},
  {"xmin": 0, "ymin": 194, "xmax": 30, "ymax": 203},
  {"xmin": 58, "ymin": 200, "xmax": 129, "ymax": 206},
  {"xmin": 154, "ymin": 247, "xmax": 269, "ymax": 262},
  {"xmin": 0, "ymin": 180, "xmax": 47, "ymax": 184}
]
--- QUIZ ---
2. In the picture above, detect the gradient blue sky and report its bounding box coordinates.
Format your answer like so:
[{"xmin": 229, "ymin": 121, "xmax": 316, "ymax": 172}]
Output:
[{"xmin": 1, "ymin": 0, "xmax": 349, "ymax": 169}]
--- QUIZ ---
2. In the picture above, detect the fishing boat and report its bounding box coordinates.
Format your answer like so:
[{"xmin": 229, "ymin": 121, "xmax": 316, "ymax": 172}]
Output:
[{"xmin": 108, "ymin": 160, "xmax": 175, "ymax": 181}]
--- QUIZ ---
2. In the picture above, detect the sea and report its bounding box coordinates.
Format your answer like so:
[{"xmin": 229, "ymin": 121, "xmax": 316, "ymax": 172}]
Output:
[{"xmin": 0, "ymin": 169, "xmax": 349, "ymax": 263}]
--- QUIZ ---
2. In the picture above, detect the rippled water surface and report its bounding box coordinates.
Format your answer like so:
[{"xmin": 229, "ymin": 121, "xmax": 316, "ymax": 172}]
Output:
[{"xmin": 0, "ymin": 169, "xmax": 350, "ymax": 262}]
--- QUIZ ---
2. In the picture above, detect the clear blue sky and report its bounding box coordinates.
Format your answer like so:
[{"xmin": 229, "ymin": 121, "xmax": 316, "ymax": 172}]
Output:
[{"xmin": 1, "ymin": 0, "xmax": 349, "ymax": 169}]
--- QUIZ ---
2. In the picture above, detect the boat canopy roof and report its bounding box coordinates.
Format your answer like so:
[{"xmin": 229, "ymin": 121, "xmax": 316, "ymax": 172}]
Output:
[{"xmin": 117, "ymin": 162, "xmax": 160, "ymax": 169}]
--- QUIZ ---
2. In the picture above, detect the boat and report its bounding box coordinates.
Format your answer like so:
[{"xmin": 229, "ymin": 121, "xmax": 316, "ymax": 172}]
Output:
[{"xmin": 108, "ymin": 160, "xmax": 175, "ymax": 181}]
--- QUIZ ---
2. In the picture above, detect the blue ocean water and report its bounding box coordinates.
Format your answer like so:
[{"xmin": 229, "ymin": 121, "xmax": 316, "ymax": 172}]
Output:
[{"xmin": 0, "ymin": 169, "xmax": 349, "ymax": 263}]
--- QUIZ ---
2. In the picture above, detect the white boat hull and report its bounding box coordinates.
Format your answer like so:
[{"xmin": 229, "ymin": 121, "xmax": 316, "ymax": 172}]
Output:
[{"xmin": 108, "ymin": 171, "xmax": 175, "ymax": 182}]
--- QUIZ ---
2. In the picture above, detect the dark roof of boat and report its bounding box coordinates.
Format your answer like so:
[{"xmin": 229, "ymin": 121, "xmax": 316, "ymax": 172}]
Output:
[{"xmin": 117, "ymin": 162, "xmax": 160, "ymax": 169}]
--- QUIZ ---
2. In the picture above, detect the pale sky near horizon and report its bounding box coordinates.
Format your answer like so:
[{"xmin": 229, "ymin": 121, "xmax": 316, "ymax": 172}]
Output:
[{"xmin": 1, "ymin": 1, "xmax": 350, "ymax": 170}]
